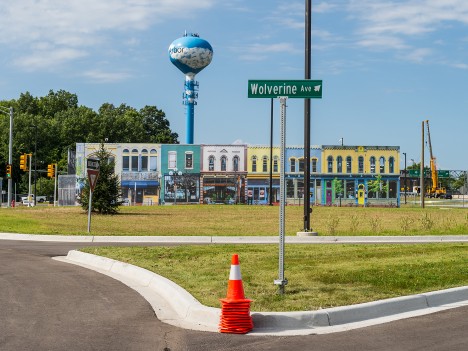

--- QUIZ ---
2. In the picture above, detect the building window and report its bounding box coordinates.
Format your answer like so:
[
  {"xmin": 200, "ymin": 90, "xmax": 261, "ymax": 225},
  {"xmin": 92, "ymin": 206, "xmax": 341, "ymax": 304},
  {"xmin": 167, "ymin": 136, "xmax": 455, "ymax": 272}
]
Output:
[
  {"xmin": 370, "ymin": 156, "xmax": 376, "ymax": 173},
  {"xmin": 262, "ymin": 156, "xmax": 268, "ymax": 172},
  {"xmin": 380, "ymin": 156, "xmax": 385, "ymax": 173},
  {"xmin": 389, "ymin": 157, "xmax": 395, "ymax": 173},
  {"xmin": 168, "ymin": 151, "xmax": 177, "ymax": 169},
  {"xmin": 221, "ymin": 156, "xmax": 227, "ymax": 171},
  {"xmin": 290, "ymin": 158, "xmax": 296, "ymax": 172},
  {"xmin": 327, "ymin": 156, "xmax": 333, "ymax": 173},
  {"xmin": 252, "ymin": 156, "xmax": 257, "ymax": 172},
  {"xmin": 185, "ymin": 152, "xmax": 193, "ymax": 169},
  {"xmin": 131, "ymin": 149, "xmax": 138, "ymax": 172},
  {"xmin": 311, "ymin": 158, "xmax": 317, "ymax": 173},
  {"xmin": 208, "ymin": 155, "xmax": 215, "ymax": 171},
  {"xmin": 346, "ymin": 156, "xmax": 352, "ymax": 173},
  {"xmin": 141, "ymin": 149, "xmax": 148, "ymax": 171},
  {"xmin": 358, "ymin": 156, "xmax": 364, "ymax": 174},
  {"xmin": 122, "ymin": 149, "xmax": 129, "ymax": 171},
  {"xmin": 233, "ymin": 156, "xmax": 239, "ymax": 172},
  {"xmin": 337, "ymin": 156, "xmax": 343, "ymax": 173},
  {"xmin": 298, "ymin": 158, "xmax": 305, "ymax": 172},
  {"xmin": 273, "ymin": 156, "xmax": 279, "ymax": 172},
  {"xmin": 149, "ymin": 149, "xmax": 157, "ymax": 171}
]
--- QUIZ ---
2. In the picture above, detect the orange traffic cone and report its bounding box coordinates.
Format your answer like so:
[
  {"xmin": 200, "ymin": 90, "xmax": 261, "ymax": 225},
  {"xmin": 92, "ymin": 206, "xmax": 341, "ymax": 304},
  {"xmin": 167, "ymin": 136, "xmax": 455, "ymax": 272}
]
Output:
[{"xmin": 219, "ymin": 254, "xmax": 253, "ymax": 334}]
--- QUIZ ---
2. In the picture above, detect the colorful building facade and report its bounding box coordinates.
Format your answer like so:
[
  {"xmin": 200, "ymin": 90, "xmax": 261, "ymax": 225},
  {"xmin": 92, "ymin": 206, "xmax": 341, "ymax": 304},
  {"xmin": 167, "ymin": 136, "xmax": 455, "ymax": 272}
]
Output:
[{"xmin": 75, "ymin": 143, "xmax": 401, "ymax": 207}]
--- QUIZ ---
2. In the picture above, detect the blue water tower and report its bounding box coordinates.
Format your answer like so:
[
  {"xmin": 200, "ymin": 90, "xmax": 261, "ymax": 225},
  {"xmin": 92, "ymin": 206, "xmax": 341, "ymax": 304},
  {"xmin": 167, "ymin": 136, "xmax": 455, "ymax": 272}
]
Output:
[{"xmin": 169, "ymin": 32, "xmax": 213, "ymax": 144}]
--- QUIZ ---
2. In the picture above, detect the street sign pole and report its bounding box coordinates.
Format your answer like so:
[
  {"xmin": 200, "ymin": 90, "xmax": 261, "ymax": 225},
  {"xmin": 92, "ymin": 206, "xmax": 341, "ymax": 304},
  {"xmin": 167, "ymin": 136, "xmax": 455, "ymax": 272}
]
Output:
[
  {"xmin": 86, "ymin": 159, "xmax": 100, "ymax": 233},
  {"xmin": 274, "ymin": 97, "xmax": 288, "ymax": 294}
]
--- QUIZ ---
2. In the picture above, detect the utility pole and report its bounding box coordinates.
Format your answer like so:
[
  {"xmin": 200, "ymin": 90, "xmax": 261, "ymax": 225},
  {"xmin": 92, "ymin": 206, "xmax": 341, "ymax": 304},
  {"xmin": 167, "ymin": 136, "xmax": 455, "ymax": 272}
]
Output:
[
  {"xmin": 420, "ymin": 121, "xmax": 425, "ymax": 208},
  {"xmin": 303, "ymin": 0, "xmax": 312, "ymax": 231}
]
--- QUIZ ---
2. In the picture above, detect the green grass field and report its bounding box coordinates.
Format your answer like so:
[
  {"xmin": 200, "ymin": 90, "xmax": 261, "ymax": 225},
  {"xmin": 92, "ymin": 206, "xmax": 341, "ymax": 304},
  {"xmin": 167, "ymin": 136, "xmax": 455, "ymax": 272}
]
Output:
[
  {"xmin": 1, "ymin": 204, "xmax": 467, "ymax": 236},
  {"xmin": 2, "ymin": 204, "xmax": 467, "ymax": 312}
]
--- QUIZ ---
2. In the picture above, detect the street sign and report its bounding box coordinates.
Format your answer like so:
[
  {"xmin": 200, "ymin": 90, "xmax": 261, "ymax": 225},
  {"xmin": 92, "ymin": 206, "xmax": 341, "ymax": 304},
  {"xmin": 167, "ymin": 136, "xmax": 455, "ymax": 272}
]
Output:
[
  {"xmin": 87, "ymin": 170, "xmax": 99, "ymax": 192},
  {"xmin": 87, "ymin": 158, "xmax": 100, "ymax": 170},
  {"xmin": 438, "ymin": 170, "xmax": 450, "ymax": 178},
  {"xmin": 248, "ymin": 80, "xmax": 323, "ymax": 99}
]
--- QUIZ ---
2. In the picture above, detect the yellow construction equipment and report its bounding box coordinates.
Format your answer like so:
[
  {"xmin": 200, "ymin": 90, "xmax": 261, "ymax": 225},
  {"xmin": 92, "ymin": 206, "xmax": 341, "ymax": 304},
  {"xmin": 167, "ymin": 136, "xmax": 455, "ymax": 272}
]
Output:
[{"xmin": 425, "ymin": 120, "xmax": 446, "ymax": 198}]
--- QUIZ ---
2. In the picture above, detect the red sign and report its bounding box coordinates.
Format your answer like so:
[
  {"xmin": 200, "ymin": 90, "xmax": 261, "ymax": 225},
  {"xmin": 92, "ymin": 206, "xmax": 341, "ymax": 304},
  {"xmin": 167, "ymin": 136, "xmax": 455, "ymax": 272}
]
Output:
[{"xmin": 87, "ymin": 169, "xmax": 99, "ymax": 192}]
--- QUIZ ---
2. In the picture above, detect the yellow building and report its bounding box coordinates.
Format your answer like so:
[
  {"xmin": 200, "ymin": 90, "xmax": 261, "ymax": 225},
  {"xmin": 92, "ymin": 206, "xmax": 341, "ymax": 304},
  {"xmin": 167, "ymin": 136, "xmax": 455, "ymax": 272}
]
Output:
[
  {"xmin": 321, "ymin": 145, "xmax": 400, "ymax": 206},
  {"xmin": 246, "ymin": 146, "xmax": 281, "ymax": 204}
]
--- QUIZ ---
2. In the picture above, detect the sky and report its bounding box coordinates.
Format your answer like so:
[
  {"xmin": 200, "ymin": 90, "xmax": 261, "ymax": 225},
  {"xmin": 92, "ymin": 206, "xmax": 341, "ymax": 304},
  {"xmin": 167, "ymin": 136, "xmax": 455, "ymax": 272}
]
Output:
[{"xmin": 0, "ymin": 0, "xmax": 467, "ymax": 170}]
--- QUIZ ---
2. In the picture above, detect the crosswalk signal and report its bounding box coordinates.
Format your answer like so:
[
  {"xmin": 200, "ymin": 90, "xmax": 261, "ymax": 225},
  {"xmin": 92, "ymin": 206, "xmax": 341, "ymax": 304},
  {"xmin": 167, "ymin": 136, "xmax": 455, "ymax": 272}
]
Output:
[
  {"xmin": 6, "ymin": 164, "xmax": 12, "ymax": 178},
  {"xmin": 47, "ymin": 164, "xmax": 55, "ymax": 178},
  {"xmin": 20, "ymin": 154, "xmax": 28, "ymax": 171}
]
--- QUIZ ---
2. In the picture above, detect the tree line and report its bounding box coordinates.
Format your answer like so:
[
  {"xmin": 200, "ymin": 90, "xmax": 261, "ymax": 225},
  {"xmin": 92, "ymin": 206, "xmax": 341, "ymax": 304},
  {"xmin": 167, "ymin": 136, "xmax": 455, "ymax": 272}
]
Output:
[{"xmin": 0, "ymin": 90, "xmax": 178, "ymax": 196}]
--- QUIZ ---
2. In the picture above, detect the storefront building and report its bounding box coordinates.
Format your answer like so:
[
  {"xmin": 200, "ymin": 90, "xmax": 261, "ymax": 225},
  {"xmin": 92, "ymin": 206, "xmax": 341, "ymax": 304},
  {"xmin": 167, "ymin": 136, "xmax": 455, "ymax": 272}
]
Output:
[
  {"xmin": 246, "ymin": 146, "xmax": 280, "ymax": 205},
  {"xmin": 200, "ymin": 144, "xmax": 247, "ymax": 204},
  {"xmin": 160, "ymin": 144, "xmax": 201, "ymax": 204}
]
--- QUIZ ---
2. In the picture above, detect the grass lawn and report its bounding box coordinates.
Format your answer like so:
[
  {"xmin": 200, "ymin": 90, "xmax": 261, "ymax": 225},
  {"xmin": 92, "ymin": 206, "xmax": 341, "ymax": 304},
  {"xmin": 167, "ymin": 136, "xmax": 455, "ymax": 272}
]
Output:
[
  {"xmin": 0, "ymin": 204, "xmax": 467, "ymax": 236},
  {"xmin": 81, "ymin": 243, "xmax": 468, "ymax": 312},
  {"xmin": 1, "ymin": 205, "xmax": 467, "ymax": 311}
]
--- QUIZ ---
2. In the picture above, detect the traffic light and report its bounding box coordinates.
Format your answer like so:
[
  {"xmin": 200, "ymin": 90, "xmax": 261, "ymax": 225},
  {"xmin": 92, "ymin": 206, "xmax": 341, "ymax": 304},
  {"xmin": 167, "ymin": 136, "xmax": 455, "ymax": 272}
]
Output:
[
  {"xmin": 6, "ymin": 164, "xmax": 12, "ymax": 178},
  {"xmin": 20, "ymin": 154, "xmax": 28, "ymax": 171},
  {"xmin": 47, "ymin": 164, "xmax": 55, "ymax": 178}
]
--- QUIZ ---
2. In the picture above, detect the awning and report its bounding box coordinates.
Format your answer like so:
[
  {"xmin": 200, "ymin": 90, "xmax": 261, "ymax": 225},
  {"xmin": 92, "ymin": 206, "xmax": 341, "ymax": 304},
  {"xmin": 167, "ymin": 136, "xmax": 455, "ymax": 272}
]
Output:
[{"xmin": 121, "ymin": 180, "xmax": 160, "ymax": 188}]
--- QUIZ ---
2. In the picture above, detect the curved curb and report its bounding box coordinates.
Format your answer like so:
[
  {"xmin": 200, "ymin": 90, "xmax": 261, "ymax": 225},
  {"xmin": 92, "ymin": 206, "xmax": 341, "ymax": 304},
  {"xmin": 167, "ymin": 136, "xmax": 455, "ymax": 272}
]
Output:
[{"xmin": 56, "ymin": 250, "xmax": 468, "ymax": 335}]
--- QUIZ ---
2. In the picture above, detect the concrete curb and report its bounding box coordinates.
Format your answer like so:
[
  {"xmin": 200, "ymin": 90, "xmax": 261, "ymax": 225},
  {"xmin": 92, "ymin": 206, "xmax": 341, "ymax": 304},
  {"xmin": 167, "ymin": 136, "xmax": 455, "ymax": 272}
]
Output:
[
  {"xmin": 2, "ymin": 232, "xmax": 468, "ymax": 243},
  {"xmin": 58, "ymin": 250, "xmax": 468, "ymax": 335}
]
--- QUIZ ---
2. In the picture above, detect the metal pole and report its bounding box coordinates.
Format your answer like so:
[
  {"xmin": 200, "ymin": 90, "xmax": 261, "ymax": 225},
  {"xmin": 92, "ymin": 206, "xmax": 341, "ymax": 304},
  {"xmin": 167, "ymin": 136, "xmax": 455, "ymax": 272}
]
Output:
[
  {"xmin": 27, "ymin": 154, "xmax": 32, "ymax": 206},
  {"xmin": 420, "ymin": 121, "xmax": 425, "ymax": 208},
  {"xmin": 274, "ymin": 97, "xmax": 288, "ymax": 294},
  {"xmin": 87, "ymin": 189, "xmax": 93, "ymax": 233},
  {"xmin": 33, "ymin": 125, "xmax": 37, "ymax": 207},
  {"xmin": 303, "ymin": 0, "xmax": 312, "ymax": 231},
  {"xmin": 403, "ymin": 152, "xmax": 407, "ymax": 205},
  {"xmin": 7, "ymin": 107, "xmax": 13, "ymax": 208},
  {"xmin": 54, "ymin": 163, "xmax": 57, "ymax": 206},
  {"xmin": 269, "ymin": 98, "xmax": 273, "ymax": 206}
]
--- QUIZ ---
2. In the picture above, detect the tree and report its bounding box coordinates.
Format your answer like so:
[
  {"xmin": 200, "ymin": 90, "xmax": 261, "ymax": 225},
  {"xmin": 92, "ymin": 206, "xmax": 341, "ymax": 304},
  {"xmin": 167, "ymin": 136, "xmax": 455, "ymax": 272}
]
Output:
[
  {"xmin": 78, "ymin": 144, "xmax": 122, "ymax": 214},
  {"xmin": 333, "ymin": 178, "xmax": 343, "ymax": 199},
  {"xmin": 368, "ymin": 175, "xmax": 389, "ymax": 199}
]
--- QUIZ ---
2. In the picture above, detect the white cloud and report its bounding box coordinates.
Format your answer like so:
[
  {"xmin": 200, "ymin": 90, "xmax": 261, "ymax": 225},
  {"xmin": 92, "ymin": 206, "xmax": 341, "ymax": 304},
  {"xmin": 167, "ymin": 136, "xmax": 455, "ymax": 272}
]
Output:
[
  {"xmin": 83, "ymin": 69, "xmax": 134, "ymax": 83},
  {"xmin": 15, "ymin": 48, "xmax": 88, "ymax": 70},
  {"xmin": 0, "ymin": 0, "xmax": 216, "ymax": 70}
]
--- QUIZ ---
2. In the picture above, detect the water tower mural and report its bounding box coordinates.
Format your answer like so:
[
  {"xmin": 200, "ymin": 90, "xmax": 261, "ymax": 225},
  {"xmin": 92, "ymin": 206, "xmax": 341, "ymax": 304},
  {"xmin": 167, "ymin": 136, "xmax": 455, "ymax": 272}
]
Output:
[{"xmin": 169, "ymin": 32, "xmax": 213, "ymax": 144}]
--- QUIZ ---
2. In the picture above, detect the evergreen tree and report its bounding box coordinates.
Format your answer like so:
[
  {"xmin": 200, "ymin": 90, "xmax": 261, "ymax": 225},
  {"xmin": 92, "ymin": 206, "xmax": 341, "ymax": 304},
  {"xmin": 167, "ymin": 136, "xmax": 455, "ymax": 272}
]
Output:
[{"xmin": 78, "ymin": 143, "xmax": 122, "ymax": 214}]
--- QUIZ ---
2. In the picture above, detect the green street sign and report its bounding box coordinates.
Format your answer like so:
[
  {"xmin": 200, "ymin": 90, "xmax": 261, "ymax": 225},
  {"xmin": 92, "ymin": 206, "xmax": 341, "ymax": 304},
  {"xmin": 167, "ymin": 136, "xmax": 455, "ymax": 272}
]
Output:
[
  {"xmin": 248, "ymin": 80, "xmax": 323, "ymax": 99},
  {"xmin": 437, "ymin": 170, "xmax": 450, "ymax": 178}
]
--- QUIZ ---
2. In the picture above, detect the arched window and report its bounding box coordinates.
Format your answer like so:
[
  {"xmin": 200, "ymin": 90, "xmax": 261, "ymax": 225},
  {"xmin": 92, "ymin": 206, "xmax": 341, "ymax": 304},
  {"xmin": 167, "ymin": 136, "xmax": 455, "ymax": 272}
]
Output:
[
  {"xmin": 131, "ymin": 149, "xmax": 139, "ymax": 171},
  {"xmin": 298, "ymin": 158, "xmax": 305, "ymax": 172},
  {"xmin": 149, "ymin": 149, "xmax": 158, "ymax": 171},
  {"xmin": 221, "ymin": 156, "xmax": 227, "ymax": 171},
  {"xmin": 208, "ymin": 155, "xmax": 215, "ymax": 171},
  {"xmin": 346, "ymin": 156, "xmax": 352, "ymax": 173},
  {"xmin": 311, "ymin": 158, "xmax": 317, "ymax": 173},
  {"xmin": 337, "ymin": 156, "xmax": 343, "ymax": 173},
  {"xmin": 233, "ymin": 156, "xmax": 239, "ymax": 172},
  {"xmin": 370, "ymin": 156, "xmax": 376, "ymax": 173},
  {"xmin": 290, "ymin": 158, "xmax": 296, "ymax": 172},
  {"xmin": 358, "ymin": 156, "xmax": 364, "ymax": 173},
  {"xmin": 389, "ymin": 157, "xmax": 395, "ymax": 173},
  {"xmin": 141, "ymin": 149, "xmax": 148, "ymax": 171},
  {"xmin": 327, "ymin": 156, "xmax": 333, "ymax": 173},
  {"xmin": 262, "ymin": 156, "xmax": 268, "ymax": 172},
  {"xmin": 273, "ymin": 156, "xmax": 279, "ymax": 172},
  {"xmin": 379, "ymin": 156, "xmax": 385, "ymax": 173},
  {"xmin": 122, "ymin": 149, "xmax": 130, "ymax": 171},
  {"xmin": 252, "ymin": 156, "xmax": 257, "ymax": 172}
]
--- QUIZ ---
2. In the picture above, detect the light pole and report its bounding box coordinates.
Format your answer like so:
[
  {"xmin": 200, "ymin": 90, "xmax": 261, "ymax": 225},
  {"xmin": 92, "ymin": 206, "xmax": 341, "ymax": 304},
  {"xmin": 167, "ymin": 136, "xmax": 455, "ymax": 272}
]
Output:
[
  {"xmin": 169, "ymin": 168, "xmax": 182, "ymax": 205},
  {"xmin": 0, "ymin": 106, "xmax": 13, "ymax": 207},
  {"xmin": 31, "ymin": 125, "xmax": 38, "ymax": 207},
  {"xmin": 403, "ymin": 152, "xmax": 407, "ymax": 204}
]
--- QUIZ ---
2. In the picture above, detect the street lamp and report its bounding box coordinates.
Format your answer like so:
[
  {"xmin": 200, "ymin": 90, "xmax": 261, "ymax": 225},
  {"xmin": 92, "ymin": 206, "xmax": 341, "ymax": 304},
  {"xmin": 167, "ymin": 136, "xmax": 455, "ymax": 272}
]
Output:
[
  {"xmin": 0, "ymin": 106, "xmax": 13, "ymax": 208},
  {"xmin": 169, "ymin": 168, "xmax": 182, "ymax": 205},
  {"xmin": 403, "ymin": 152, "xmax": 407, "ymax": 205}
]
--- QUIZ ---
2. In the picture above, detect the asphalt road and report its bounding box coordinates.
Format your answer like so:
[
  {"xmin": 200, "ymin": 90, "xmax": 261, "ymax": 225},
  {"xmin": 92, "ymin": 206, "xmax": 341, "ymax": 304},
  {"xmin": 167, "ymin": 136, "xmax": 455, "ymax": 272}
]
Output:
[{"xmin": 1, "ymin": 240, "xmax": 467, "ymax": 351}]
